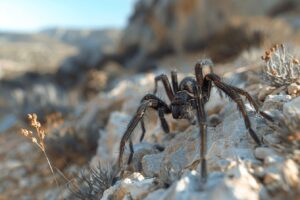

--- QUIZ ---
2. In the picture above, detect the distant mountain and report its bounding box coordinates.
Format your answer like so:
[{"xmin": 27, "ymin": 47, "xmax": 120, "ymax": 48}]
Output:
[
  {"xmin": 40, "ymin": 28, "xmax": 121, "ymax": 48},
  {"xmin": 0, "ymin": 28, "xmax": 122, "ymax": 79}
]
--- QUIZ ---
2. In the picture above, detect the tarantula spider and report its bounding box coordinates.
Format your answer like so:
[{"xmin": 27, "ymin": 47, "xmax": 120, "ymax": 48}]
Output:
[{"xmin": 118, "ymin": 59, "xmax": 272, "ymax": 182}]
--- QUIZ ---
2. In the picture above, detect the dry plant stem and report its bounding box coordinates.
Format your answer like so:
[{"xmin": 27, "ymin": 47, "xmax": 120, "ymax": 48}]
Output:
[
  {"xmin": 55, "ymin": 166, "xmax": 72, "ymax": 184},
  {"xmin": 43, "ymin": 150, "xmax": 59, "ymax": 186},
  {"xmin": 21, "ymin": 113, "xmax": 59, "ymax": 187}
]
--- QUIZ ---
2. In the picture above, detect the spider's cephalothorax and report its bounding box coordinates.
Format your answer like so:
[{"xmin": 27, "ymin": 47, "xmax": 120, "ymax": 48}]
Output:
[
  {"xmin": 171, "ymin": 91, "xmax": 194, "ymax": 120},
  {"xmin": 118, "ymin": 59, "xmax": 273, "ymax": 183}
]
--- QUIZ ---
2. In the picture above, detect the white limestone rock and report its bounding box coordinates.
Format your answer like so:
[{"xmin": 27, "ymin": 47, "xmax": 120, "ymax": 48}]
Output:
[
  {"xmin": 101, "ymin": 173, "xmax": 155, "ymax": 200},
  {"xmin": 283, "ymin": 96, "xmax": 300, "ymax": 133},
  {"xmin": 96, "ymin": 112, "xmax": 131, "ymax": 163}
]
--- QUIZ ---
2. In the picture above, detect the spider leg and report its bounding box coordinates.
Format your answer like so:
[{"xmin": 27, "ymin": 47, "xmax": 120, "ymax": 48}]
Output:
[
  {"xmin": 139, "ymin": 107, "xmax": 170, "ymax": 142},
  {"xmin": 192, "ymin": 84, "xmax": 208, "ymax": 183},
  {"xmin": 171, "ymin": 70, "xmax": 179, "ymax": 93},
  {"xmin": 195, "ymin": 58, "xmax": 214, "ymax": 86},
  {"xmin": 118, "ymin": 94, "xmax": 170, "ymax": 168},
  {"xmin": 139, "ymin": 118, "xmax": 146, "ymax": 142},
  {"xmin": 158, "ymin": 107, "xmax": 170, "ymax": 133},
  {"xmin": 153, "ymin": 74, "xmax": 174, "ymax": 101},
  {"xmin": 128, "ymin": 140, "xmax": 134, "ymax": 165},
  {"xmin": 119, "ymin": 103, "xmax": 148, "ymax": 169},
  {"xmin": 205, "ymin": 74, "xmax": 262, "ymax": 146},
  {"xmin": 195, "ymin": 58, "xmax": 223, "ymax": 99},
  {"xmin": 226, "ymin": 86, "xmax": 273, "ymax": 122}
]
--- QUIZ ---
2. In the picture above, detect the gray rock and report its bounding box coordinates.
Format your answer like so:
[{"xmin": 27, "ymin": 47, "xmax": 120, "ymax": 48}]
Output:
[
  {"xmin": 254, "ymin": 147, "xmax": 283, "ymax": 164},
  {"xmin": 118, "ymin": 0, "xmax": 292, "ymax": 71},
  {"xmin": 262, "ymin": 95, "xmax": 292, "ymax": 111},
  {"xmin": 283, "ymin": 96, "xmax": 300, "ymax": 132},
  {"xmin": 144, "ymin": 189, "xmax": 166, "ymax": 200},
  {"xmin": 119, "ymin": 0, "xmax": 290, "ymax": 69},
  {"xmin": 125, "ymin": 143, "xmax": 162, "ymax": 173},
  {"xmin": 97, "ymin": 112, "xmax": 131, "ymax": 163},
  {"xmin": 254, "ymin": 147, "xmax": 277, "ymax": 160},
  {"xmin": 260, "ymin": 159, "xmax": 299, "ymax": 199},
  {"xmin": 210, "ymin": 164, "xmax": 262, "ymax": 200},
  {"xmin": 142, "ymin": 153, "xmax": 164, "ymax": 177},
  {"xmin": 145, "ymin": 164, "xmax": 262, "ymax": 200},
  {"xmin": 159, "ymin": 171, "xmax": 205, "ymax": 200},
  {"xmin": 262, "ymin": 134, "xmax": 281, "ymax": 145},
  {"xmin": 281, "ymin": 159, "xmax": 299, "ymax": 189},
  {"xmin": 101, "ymin": 173, "xmax": 155, "ymax": 200}
]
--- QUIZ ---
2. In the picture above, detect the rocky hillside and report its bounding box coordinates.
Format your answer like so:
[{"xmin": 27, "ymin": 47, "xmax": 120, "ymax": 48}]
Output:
[
  {"xmin": 0, "ymin": 32, "xmax": 77, "ymax": 79},
  {"xmin": 0, "ymin": 28, "xmax": 122, "ymax": 80},
  {"xmin": 117, "ymin": 0, "xmax": 300, "ymax": 70},
  {"xmin": 85, "ymin": 45, "xmax": 300, "ymax": 200}
]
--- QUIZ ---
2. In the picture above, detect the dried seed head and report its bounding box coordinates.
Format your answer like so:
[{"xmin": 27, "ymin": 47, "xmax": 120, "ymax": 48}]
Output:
[
  {"xmin": 293, "ymin": 58, "xmax": 299, "ymax": 65},
  {"xmin": 21, "ymin": 129, "xmax": 29, "ymax": 137},
  {"xmin": 20, "ymin": 113, "xmax": 57, "ymax": 185},
  {"xmin": 31, "ymin": 137, "xmax": 38, "ymax": 144},
  {"xmin": 261, "ymin": 44, "xmax": 300, "ymax": 86},
  {"xmin": 20, "ymin": 113, "xmax": 47, "ymax": 152}
]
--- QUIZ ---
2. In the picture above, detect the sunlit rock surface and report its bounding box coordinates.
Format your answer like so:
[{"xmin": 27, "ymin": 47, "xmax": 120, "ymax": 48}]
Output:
[{"xmin": 93, "ymin": 68, "xmax": 299, "ymax": 200}]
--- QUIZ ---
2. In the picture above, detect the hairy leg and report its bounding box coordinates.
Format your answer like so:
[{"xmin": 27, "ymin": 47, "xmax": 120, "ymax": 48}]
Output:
[
  {"xmin": 139, "ymin": 107, "xmax": 170, "ymax": 142},
  {"xmin": 195, "ymin": 58, "xmax": 214, "ymax": 86},
  {"xmin": 171, "ymin": 70, "xmax": 179, "ymax": 93},
  {"xmin": 127, "ymin": 140, "xmax": 134, "ymax": 165},
  {"xmin": 227, "ymin": 85, "xmax": 273, "ymax": 122},
  {"xmin": 158, "ymin": 108, "xmax": 170, "ymax": 133},
  {"xmin": 205, "ymin": 74, "xmax": 262, "ymax": 146},
  {"xmin": 195, "ymin": 59, "xmax": 223, "ymax": 99},
  {"xmin": 118, "ymin": 94, "xmax": 170, "ymax": 168},
  {"xmin": 139, "ymin": 118, "xmax": 146, "ymax": 142},
  {"xmin": 153, "ymin": 74, "xmax": 174, "ymax": 101},
  {"xmin": 192, "ymin": 84, "xmax": 208, "ymax": 183}
]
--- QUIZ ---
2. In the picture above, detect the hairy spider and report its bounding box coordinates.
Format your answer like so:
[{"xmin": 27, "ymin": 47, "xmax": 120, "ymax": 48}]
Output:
[{"xmin": 118, "ymin": 59, "xmax": 272, "ymax": 183}]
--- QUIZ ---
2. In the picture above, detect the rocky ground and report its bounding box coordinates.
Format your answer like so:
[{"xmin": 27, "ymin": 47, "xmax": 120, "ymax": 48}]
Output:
[
  {"xmin": 1, "ymin": 0, "xmax": 300, "ymax": 200},
  {"xmin": 1, "ymin": 49, "xmax": 300, "ymax": 199},
  {"xmin": 88, "ymin": 47, "xmax": 300, "ymax": 200}
]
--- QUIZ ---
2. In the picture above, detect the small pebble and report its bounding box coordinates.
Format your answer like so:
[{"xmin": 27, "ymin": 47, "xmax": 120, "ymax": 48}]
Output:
[
  {"xmin": 258, "ymin": 86, "xmax": 276, "ymax": 101},
  {"xmin": 254, "ymin": 147, "xmax": 277, "ymax": 160},
  {"xmin": 264, "ymin": 173, "xmax": 280, "ymax": 184}
]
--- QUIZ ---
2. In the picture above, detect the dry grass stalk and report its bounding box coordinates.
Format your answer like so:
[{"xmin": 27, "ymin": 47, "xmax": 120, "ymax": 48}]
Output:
[{"xmin": 20, "ymin": 113, "xmax": 58, "ymax": 186}]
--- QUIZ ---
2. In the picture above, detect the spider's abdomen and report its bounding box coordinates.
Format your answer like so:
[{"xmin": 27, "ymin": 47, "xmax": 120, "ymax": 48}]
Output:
[{"xmin": 179, "ymin": 77, "xmax": 196, "ymax": 93}]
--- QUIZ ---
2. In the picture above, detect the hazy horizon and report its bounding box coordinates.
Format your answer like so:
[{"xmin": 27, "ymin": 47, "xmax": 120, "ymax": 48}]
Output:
[
  {"xmin": 0, "ymin": 26, "xmax": 124, "ymax": 34},
  {"xmin": 0, "ymin": 0, "xmax": 136, "ymax": 33}
]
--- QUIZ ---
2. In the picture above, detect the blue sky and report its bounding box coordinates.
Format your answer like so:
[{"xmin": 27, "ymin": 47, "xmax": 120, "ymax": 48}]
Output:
[{"xmin": 0, "ymin": 0, "xmax": 136, "ymax": 32}]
